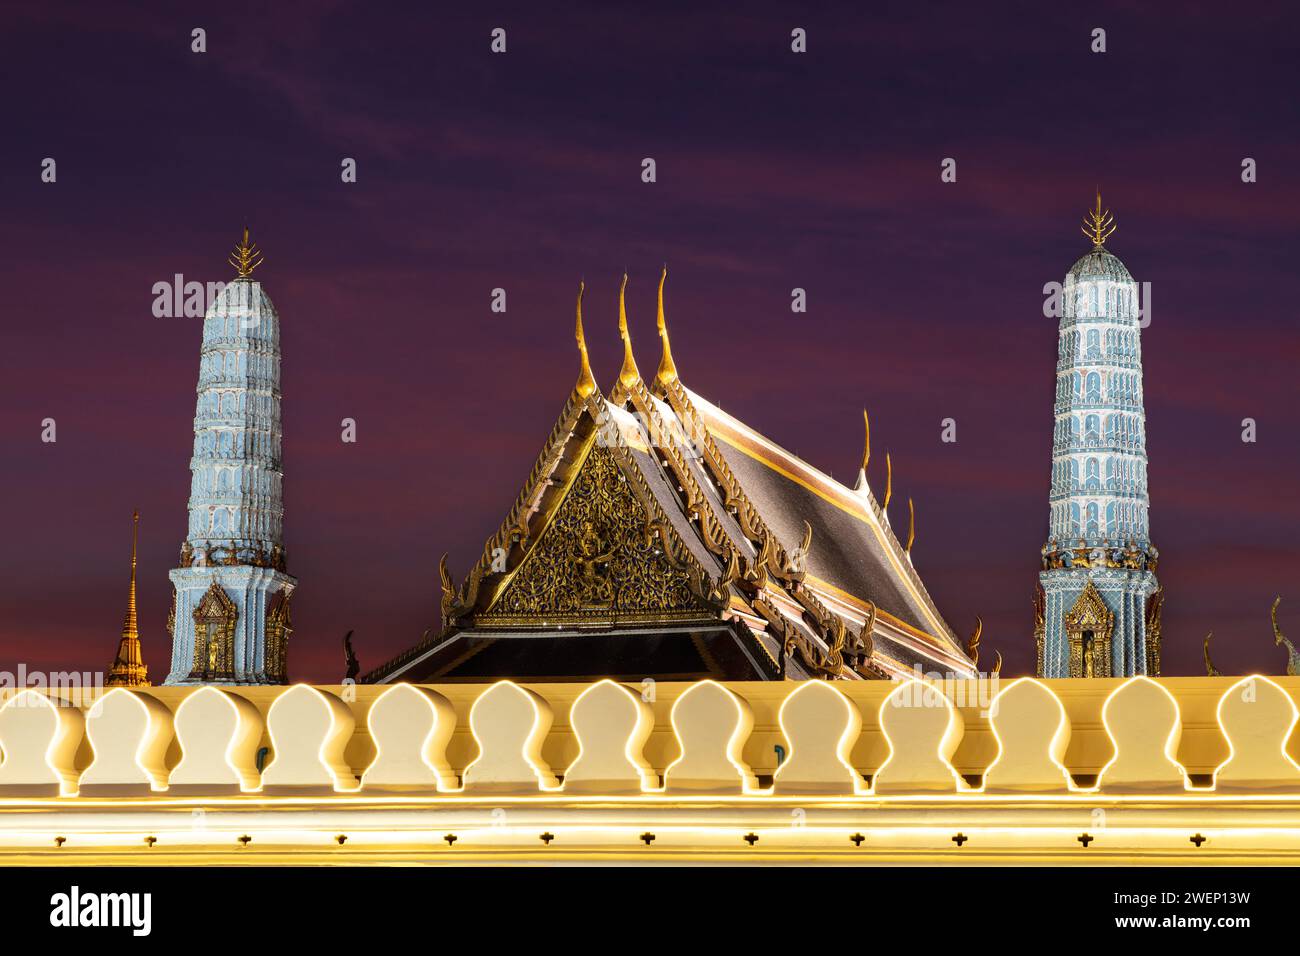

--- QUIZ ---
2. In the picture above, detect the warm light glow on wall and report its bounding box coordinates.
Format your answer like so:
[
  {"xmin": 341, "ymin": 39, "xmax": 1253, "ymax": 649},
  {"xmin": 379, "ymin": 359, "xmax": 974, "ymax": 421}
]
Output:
[{"xmin": 0, "ymin": 677, "xmax": 1298, "ymax": 863}]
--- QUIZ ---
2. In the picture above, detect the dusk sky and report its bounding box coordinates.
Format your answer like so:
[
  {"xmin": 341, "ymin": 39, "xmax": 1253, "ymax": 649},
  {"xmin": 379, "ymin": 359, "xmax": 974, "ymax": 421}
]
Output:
[{"xmin": 3, "ymin": 2, "xmax": 1300, "ymax": 681}]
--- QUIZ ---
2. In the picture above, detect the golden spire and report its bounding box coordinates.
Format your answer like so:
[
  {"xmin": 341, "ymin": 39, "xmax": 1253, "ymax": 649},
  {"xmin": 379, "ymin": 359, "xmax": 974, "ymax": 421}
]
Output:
[
  {"xmin": 1081, "ymin": 189, "xmax": 1116, "ymax": 248},
  {"xmin": 106, "ymin": 510, "xmax": 150, "ymax": 687},
  {"xmin": 860, "ymin": 409, "xmax": 871, "ymax": 474},
  {"xmin": 906, "ymin": 497, "xmax": 915, "ymax": 553},
  {"xmin": 882, "ymin": 451, "xmax": 893, "ymax": 513},
  {"xmin": 125, "ymin": 510, "xmax": 138, "ymax": 633},
  {"xmin": 574, "ymin": 281, "xmax": 596, "ymax": 398},
  {"xmin": 618, "ymin": 272, "xmax": 641, "ymax": 389},
  {"xmin": 228, "ymin": 226, "xmax": 264, "ymax": 277},
  {"xmin": 655, "ymin": 265, "xmax": 678, "ymax": 386}
]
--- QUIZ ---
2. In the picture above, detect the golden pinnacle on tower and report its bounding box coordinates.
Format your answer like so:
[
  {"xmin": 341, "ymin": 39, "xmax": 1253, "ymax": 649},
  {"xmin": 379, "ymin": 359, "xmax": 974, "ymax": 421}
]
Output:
[
  {"xmin": 106, "ymin": 510, "xmax": 150, "ymax": 687},
  {"xmin": 228, "ymin": 226, "xmax": 265, "ymax": 277},
  {"xmin": 655, "ymin": 265, "xmax": 678, "ymax": 387},
  {"xmin": 1081, "ymin": 189, "xmax": 1116, "ymax": 248},
  {"xmin": 617, "ymin": 272, "xmax": 641, "ymax": 389},
  {"xmin": 574, "ymin": 281, "xmax": 596, "ymax": 398}
]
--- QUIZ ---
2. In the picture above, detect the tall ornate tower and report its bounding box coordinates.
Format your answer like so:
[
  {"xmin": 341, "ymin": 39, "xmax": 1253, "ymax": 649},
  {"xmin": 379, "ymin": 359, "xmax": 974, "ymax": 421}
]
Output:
[
  {"xmin": 164, "ymin": 230, "xmax": 296, "ymax": 685},
  {"xmin": 106, "ymin": 510, "xmax": 150, "ymax": 687},
  {"xmin": 1036, "ymin": 195, "xmax": 1162, "ymax": 678}
]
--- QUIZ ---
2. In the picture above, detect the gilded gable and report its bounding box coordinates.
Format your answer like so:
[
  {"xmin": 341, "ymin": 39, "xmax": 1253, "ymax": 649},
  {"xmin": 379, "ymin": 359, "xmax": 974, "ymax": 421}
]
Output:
[{"xmin": 475, "ymin": 445, "xmax": 711, "ymax": 627}]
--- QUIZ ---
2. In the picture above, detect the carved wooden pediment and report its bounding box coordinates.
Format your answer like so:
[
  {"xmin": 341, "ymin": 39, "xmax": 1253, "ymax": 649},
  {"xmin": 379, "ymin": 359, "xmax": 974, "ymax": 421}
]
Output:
[
  {"xmin": 1065, "ymin": 580, "xmax": 1112, "ymax": 631},
  {"xmin": 473, "ymin": 444, "xmax": 713, "ymax": 628}
]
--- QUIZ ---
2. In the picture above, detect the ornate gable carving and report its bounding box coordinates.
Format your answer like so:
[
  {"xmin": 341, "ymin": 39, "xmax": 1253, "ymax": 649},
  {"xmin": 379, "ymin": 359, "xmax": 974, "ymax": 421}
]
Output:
[
  {"xmin": 474, "ymin": 445, "xmax": 711, "ymax": 627},
  {"xmin": 189, "ymin": 582, "xmax": 237, "ymax": 681},
  {"xmin": 1065, "ymin": 580, "xmax": 1111, "ymax": 629},
  {"xmin": 1065, "ymin": 580, "xmax": 1113, "ymax": 678}
]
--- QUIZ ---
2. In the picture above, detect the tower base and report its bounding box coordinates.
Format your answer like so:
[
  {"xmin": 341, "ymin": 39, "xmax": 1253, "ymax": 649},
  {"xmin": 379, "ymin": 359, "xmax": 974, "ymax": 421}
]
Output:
[{"xmin": 164, "ymin": 566, "xmax": 297, "ymax": 686}]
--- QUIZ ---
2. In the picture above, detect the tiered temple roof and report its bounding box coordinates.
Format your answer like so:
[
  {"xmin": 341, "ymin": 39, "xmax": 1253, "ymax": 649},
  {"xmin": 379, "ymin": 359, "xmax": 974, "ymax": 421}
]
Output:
[{"xmin": 366, "ymin": 271, "xmax": 975, "ymax": 683}]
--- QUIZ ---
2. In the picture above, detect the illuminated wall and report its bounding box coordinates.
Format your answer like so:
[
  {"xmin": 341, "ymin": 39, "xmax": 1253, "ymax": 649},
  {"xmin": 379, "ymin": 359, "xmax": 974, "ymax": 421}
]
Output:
[{"xmin": 0, "ymin": 677, "xmax": 1298, "ymax": 864}]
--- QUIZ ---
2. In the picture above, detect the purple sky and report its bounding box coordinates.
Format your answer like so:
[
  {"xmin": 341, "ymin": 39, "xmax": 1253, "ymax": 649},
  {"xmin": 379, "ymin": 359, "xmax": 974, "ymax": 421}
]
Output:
[{"xmin": 3, "ymin": 1, "xmax": 1300, "ymax": 681}]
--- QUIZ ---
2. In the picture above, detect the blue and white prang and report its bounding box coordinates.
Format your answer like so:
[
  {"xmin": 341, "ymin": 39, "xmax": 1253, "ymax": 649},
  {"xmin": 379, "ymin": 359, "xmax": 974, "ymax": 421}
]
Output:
[
  {"xmin": 1037, "ymin": 196, "xmax": 1162, "ymax": 678},
  {"xmin": 165, "ymin": 231, "xmax": 296, "ymax": 685}
]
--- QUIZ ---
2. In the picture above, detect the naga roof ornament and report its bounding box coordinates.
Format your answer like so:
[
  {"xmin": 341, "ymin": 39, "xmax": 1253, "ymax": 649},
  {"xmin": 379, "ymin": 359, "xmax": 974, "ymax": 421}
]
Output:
[
  {"xmin": 574, "ymin": 281, "xmax": 597, "ymax": 398},
  {"xmin": 654, "ymin": 265, "xmax": 678, "ymax": 388},
  {"xmin": 617, "ymin": 273, "xmax": 641, "ymax": 390}
]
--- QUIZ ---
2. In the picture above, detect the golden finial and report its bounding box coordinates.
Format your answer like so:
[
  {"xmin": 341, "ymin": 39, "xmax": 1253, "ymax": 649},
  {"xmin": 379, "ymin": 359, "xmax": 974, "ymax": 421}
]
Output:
[
  {"xmin": 618, "ymin": 272, "xmax": 641, "ymax": 389},
  {"xmin": 228, "ymin": 226, "xmax": 265, "ymax": 277},
  {"xmin": 882, "ymin": 451, "xmax": 892, "ymax": 514},
  {"xmin": 992, "ymin": 649, "xmax": 1003, "ymax": 677},
  {"xmin": 906, "ymin": 497, "xmax": 915, "ymax": 553},
  {"xmin": 860, "ymin": 409, "xmax": 871, "ymax": 474},
  {"xmin": 574, "ymin": 281, "xmax": 596, "ymax": 398},
  {"xmin": 655, "ymin": 265, "xmax": 678, "ymax": 386},
  {"xmin": 1080, "ymin": 189, "xmax": 1116, "ymax": 248},
  {"xmin": 966, "ymin": 616, "xmax": 982, "ymax": 668}
]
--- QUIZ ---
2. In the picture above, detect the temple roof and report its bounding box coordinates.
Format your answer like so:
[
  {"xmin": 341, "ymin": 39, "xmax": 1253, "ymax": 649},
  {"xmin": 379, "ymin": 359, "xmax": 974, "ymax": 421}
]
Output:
[
  {"xmin": 688, "ymin": 391, "xmax": 959, "ymax": 648},
  {"xmin": 364, "ymin": 274, "xmax": 976, "ymax": 684}
]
